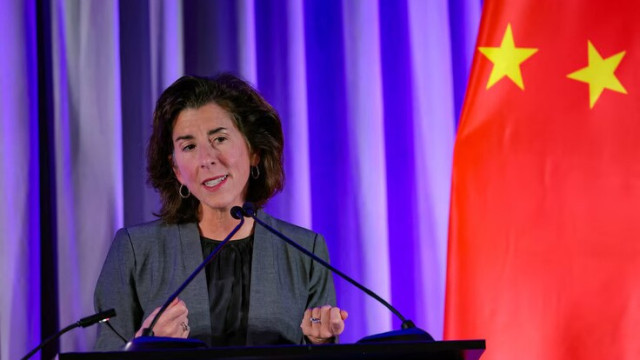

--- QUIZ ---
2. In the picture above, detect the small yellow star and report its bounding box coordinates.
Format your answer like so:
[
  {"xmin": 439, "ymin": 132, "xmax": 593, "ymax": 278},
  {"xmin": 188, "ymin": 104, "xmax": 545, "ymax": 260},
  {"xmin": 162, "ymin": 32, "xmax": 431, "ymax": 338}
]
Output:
[
  {"xmin": 478, "ymin": 23, "xmax": 538, "ymax": 90},
  {"xmin": 567, "ymin": 41, "xmax": 627, "ymax": 108}
]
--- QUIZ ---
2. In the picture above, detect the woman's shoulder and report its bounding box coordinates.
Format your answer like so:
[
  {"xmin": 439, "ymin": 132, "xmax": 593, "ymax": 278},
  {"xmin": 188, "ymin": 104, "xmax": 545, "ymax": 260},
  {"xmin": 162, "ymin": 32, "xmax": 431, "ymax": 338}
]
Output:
[
  {"xmin": 114, "ymin": 219, "xmax": 165, "ymax": 238},
  {"xmin": 119, "ymin": 218, "xmax": 172, "ymax": 233},
  {"xmin": 257, "ymin": 211, "xmax": 324, "ymax": 244},
  {"xmin": 256, "ymin": 211, "xmax": 332, "ymax": 263},
  {"xmin": 113, "ymin": 219, "xmax": 198, "ymax": 246}
]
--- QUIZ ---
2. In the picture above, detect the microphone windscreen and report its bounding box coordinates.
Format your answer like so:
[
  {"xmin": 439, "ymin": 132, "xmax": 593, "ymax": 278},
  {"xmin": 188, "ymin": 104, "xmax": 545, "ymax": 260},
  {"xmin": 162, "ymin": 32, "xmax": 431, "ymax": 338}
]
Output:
[
  {"xmin": 230, "ymin": 206, "xmax": 244, "ymax": 219},
  {"xmin": 78, "ymin": 308, "xmax": 116, "ymax": 328},
  {"xmin": 242, "ymin": 202, "xmax": 256, "ymax": 217}
]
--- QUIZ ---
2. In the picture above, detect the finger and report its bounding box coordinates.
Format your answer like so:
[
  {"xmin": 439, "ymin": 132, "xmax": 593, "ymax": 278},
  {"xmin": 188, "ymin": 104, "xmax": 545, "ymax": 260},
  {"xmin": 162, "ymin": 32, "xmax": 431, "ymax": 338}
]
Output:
[
  {"xmin": 318, "ymin": 305, "xmax": 333, "ymax": 338},
  {"xmin": 306, "ymin": 307, "xmax": 323, "ymax": 339},
  {"xmin": 311, "ymin": 307, "xmax": 322, "ymax": 327},
  {"xmin": 147, "ymin": 299, "xmax": 187, "ymax": 328},
  {"xmin": 176, "ymin": 313, "xmax": 191, "ymax": 338},
  {"xmin": 169, "ymin": 297, "xmax": 179, "ymax": 306},
  {"xmin": 154, "ymin": 301, "xmax": 189, "ymax": 337},
  {"xmin": 340, "ymin": 309, "xmax": 349, "ymax": 320},
  {"xmin": 300, "ymin": 308, "xmax": 312, "ymax": 333},
  {"xmin": 329, "ymin": 307, "xmax": 345, "ymax": 336},
  {"xmin": 163, "ymin": 313, "xmax": 190, "ymax": 338},
  {"xmin": 160, "ymin": 299, "xmax": 189, "ymax": 323}
]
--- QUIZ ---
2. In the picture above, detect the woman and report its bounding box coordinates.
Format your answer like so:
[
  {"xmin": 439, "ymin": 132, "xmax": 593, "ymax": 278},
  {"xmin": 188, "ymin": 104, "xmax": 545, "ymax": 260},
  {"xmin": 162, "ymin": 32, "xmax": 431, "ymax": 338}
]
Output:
[{"xmin": 94, "ymin": 74, "xmax": 347, "ymax": 350}]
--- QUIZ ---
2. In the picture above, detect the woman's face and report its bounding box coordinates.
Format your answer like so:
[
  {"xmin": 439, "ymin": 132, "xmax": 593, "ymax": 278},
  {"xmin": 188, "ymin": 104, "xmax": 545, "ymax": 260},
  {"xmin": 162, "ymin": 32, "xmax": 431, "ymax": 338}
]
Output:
[{"xmin": 171, "ymin": 102, "xmax": 257, "ymax": 218}]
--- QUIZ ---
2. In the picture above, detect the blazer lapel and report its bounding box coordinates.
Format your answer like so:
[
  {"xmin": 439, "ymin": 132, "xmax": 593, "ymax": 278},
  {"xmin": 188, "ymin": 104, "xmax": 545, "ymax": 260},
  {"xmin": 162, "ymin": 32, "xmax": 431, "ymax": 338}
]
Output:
[
  {"xmin": 246, "ymin": 211, "xmax": 280, "ymax": 345},
  {"xmin": 246, "ymin": 211, "xmax": 306, "ymax": 345},
  {"xmin": 177, "ymin": 222, "xmax": 212, "ymax": 345}
]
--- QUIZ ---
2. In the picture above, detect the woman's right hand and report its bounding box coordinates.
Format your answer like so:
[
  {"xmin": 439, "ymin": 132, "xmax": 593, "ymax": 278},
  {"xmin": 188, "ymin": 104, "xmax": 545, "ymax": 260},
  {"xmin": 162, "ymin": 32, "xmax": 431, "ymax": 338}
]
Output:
[{"xmin": 135, "ymin": 297, "xmax": 190, "ymax": 338}]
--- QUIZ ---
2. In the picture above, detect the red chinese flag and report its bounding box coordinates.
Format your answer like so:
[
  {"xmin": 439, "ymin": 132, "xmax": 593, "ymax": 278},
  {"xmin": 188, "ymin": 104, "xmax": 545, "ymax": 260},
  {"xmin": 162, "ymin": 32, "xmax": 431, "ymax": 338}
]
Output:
[{"xmin": 445, "ymin": 1, "xmax": 640, "ymax": 359}]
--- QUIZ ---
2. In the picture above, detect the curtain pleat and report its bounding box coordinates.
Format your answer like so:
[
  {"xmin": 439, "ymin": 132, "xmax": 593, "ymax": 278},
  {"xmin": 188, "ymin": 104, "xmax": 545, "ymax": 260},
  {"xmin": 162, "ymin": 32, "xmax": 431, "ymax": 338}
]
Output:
[
  {"xmin": 51, "ymin": 0, "xmax": 123, "ymax": 352},
  {"xmin": 0, "ymin": 1, "xmax": 41, "ymax": 358},
  {"xmin": 406, "ymin": 0, "xmax": 457, "ymax": 338},
  {"xmin": 341, "ymin": 0, "xmax": 393, "ymax": 336}
]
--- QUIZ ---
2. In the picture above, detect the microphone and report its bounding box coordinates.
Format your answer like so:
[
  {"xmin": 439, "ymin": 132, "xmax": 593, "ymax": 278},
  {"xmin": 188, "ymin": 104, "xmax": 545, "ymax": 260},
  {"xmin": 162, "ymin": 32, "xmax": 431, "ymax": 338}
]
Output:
[
  {"xmin": 125, "ymin": 206, "xmax": 245, "ymax": 351},
  {"xmin": 21, "ymin": 309, "xmax": 116, "ymax": 360},
  {"xmin": 241, "ymin": 202, "xmax": 434, "ymax": 343}
]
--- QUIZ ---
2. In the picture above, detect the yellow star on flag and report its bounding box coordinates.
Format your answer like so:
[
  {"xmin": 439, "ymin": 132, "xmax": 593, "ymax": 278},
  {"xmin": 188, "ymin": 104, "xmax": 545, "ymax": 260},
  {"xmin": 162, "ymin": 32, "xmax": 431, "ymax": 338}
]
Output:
[
  {"xmin": 567, "ymin": 41, "xmax": 627, "ymax": 109},
  {"xmin": 478, "ymin": 23, "xmax": 538, "ymax": 90}
]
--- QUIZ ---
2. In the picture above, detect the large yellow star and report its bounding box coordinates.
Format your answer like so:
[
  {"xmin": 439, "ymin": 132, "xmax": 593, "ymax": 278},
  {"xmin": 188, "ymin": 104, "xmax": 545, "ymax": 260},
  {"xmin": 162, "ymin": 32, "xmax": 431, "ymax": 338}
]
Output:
[
  {"xmin": 567, "ymin": 41, "xmax": 627, "ymax": 108},
  {"xmin": 478, "ymin": 23, "xmax": 538, "ymax": 90}
]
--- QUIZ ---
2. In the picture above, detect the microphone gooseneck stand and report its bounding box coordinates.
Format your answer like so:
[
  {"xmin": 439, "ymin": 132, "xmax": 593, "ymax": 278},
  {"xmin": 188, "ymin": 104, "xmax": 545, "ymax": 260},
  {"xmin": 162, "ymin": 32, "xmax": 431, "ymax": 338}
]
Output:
[
  {"xmin": 21, "ymin": 309, "xmax": 116, "ymax": 360},
  {"xmin": 125, "ymin": 206, "xmax": 246, "ymax": 351},
  {"xmin": 241, "ymin": 202, "xmax": 434, "ymax": 343}
]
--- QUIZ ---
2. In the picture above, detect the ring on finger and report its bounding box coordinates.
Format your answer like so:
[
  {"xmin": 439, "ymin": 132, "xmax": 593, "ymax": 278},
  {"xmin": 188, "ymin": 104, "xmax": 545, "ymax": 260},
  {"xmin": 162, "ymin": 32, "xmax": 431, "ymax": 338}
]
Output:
[
  {"xmin": 181, "ymin": 322, "xmax": 190, "ymax": 332},
  {"xmin": 310, "ymin": 317, "xmax": 321, "ymax": 324}
]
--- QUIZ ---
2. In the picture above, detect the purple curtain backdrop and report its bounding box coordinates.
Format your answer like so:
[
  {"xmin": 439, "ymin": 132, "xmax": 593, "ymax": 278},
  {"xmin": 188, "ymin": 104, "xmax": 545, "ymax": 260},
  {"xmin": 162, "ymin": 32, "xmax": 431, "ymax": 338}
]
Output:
[{"xmin": 0, "ymin": 0, "xmax": 481, "ymax": 358}]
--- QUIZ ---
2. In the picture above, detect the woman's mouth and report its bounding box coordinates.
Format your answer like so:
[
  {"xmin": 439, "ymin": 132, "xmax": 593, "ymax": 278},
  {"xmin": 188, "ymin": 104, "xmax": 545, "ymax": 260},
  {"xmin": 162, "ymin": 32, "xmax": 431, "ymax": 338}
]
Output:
[{"xmin": 203, "ymin": 175, "xmax": 228, "ymax": 188}]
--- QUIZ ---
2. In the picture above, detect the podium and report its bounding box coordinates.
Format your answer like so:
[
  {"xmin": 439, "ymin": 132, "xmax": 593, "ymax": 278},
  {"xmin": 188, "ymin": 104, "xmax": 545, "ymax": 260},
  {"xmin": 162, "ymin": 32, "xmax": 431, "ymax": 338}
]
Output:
[{"xmin": 60, "ymin": 340, "xmax": 485, "ymax": 360}]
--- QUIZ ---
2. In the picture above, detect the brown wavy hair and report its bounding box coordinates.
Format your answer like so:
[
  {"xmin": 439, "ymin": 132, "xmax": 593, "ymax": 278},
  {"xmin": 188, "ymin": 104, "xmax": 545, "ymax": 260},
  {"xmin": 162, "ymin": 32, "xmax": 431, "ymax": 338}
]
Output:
[{"xmin": 147, "ymin": 73, "xmax": 284, "ymax": 223}]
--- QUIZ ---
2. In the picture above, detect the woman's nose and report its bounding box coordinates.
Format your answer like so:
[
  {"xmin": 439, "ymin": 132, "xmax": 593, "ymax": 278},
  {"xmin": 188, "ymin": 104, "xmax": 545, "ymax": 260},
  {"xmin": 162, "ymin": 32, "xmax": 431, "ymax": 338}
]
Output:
[{"xmin": 198, "ymin": 143, "xmax": 218, "ymax": 167}]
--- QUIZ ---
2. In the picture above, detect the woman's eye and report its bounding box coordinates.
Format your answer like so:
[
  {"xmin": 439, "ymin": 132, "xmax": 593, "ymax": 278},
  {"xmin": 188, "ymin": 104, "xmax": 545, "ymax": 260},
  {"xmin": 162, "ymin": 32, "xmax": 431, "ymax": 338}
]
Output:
[
  {"xmin": 212, "ymin": 136, "xmax": 227, "ymax": 144},
  {"xmin": 182, "ymin": 144, "xmax": 195, "ymax": 151}
]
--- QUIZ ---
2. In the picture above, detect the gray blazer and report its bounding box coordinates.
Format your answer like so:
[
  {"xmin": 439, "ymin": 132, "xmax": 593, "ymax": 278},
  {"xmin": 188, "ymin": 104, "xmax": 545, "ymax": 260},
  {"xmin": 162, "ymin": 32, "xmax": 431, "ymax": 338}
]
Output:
[{"xmin": 93, "ymin": 211, "xmax": 336, "ymax": 351}]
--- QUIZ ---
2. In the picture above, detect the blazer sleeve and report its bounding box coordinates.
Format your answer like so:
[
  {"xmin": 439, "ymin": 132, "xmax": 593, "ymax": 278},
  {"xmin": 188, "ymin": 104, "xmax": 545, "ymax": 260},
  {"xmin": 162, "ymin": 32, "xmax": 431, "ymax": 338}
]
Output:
[
  {"xmin": 306, "ymin": 233, "xmax": 337, "ymax": 309},
  {"xmin": 303, "ymin": 233, "xmax": 340, "ymax": 344},
  {"xmin": 93, "ymin": 228, "xmax": 143, "ymax": 351}
]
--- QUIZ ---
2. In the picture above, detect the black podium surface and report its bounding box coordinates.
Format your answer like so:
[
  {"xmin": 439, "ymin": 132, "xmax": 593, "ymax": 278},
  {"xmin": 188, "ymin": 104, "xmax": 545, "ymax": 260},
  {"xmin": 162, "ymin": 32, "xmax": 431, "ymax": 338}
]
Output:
[{"xmin": 60, "ymin": 340, "xmax": 485, "ymax": 360}]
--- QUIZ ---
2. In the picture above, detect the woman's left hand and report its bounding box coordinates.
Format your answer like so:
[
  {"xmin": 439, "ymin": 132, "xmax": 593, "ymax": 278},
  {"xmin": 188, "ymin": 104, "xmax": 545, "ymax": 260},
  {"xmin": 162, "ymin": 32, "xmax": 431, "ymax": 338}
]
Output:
[{"xmin": 300, "ymin": 305, "xmax": 349, "ymax": 344}]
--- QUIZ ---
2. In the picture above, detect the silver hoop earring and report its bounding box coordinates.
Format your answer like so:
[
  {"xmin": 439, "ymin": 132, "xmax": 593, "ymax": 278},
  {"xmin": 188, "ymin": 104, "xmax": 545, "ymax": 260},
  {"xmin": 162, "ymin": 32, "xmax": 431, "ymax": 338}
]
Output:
[
  {"xmin": 250, "ymin": 166, "xmax": 260, "ymax": 180},
  {"xmin": 179, "ymin": 184, "xmax": 190, "ymax": 198}
]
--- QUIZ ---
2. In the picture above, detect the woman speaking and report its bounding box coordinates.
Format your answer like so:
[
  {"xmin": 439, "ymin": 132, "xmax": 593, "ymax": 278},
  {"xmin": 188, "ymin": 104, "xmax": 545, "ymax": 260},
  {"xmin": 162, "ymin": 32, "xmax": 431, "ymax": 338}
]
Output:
[{"xmin": 93, "ymin": 74, "xmax": 347, "ymax": 350}]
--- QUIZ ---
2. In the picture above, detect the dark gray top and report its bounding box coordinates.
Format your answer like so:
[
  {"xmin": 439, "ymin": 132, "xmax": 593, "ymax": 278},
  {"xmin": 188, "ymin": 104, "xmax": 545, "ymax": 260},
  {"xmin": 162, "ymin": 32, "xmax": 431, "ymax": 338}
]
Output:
[
  {"xmin": 200, "ymin": 235, "xmax": 253, "ymax": 346},
  {"xmin": 93, "ymin": 210, "xmax": 336, "ymax": 351}
]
